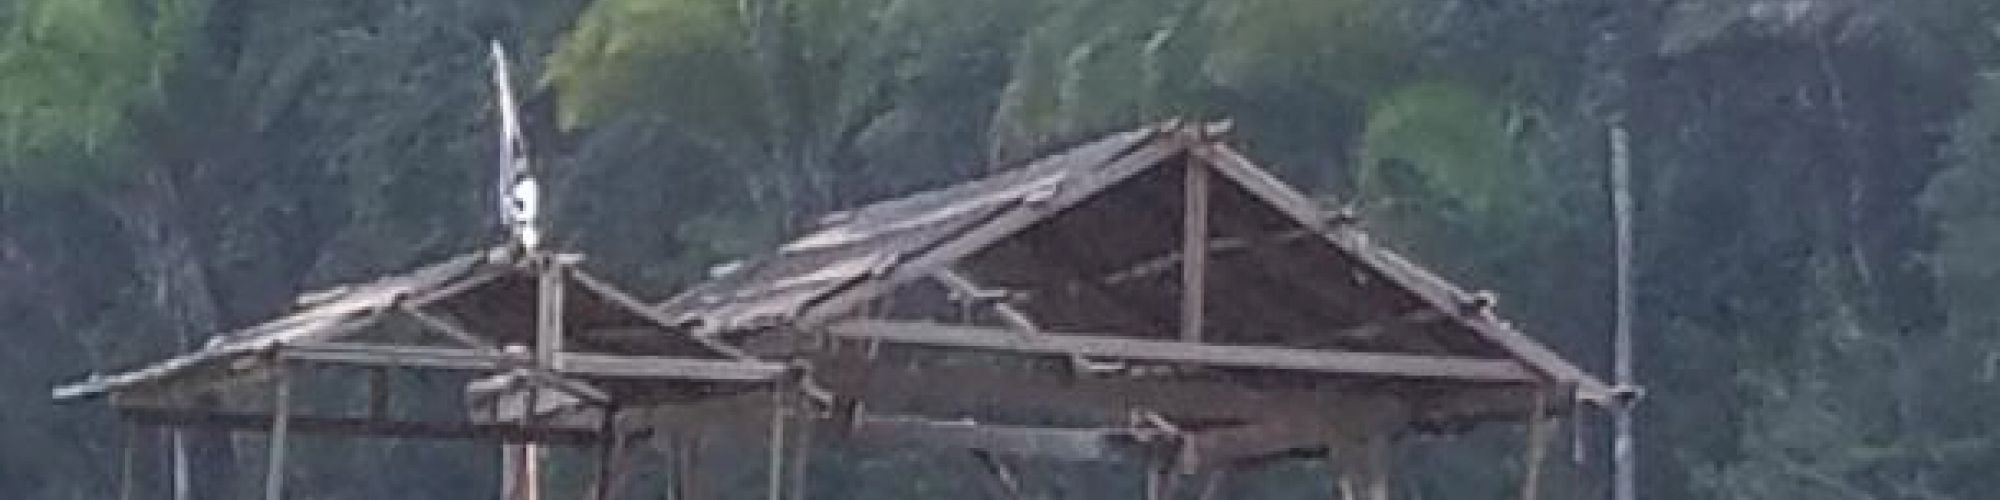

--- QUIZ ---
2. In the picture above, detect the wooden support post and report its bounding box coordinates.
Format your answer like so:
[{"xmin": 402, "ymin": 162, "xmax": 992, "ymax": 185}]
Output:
[
  {"xmin": 1180, "ymin": 157, "xmax": 1211, "ymax": 343},
  {"xmin": 1332, "ymin": 434, "xmax": 1391, "ymax": 500},
  {"xmin": 668, "ymin": 437, "xmax": 703, "ymax": 500},
  {"xmin": 118, "ymin": 422, "xmax": 137, "ymax": 500},
  {"xmin": 590, "ymin": 410, "xmax": 622, "ymax": 500},
  {"xmin": 537, "ymin": 260, "xmax": 565, "ymax": 366},
  {"xmin": 1362, "ymin": 435, "xmax": 1390, "ymax": 500},
  {"xmin": 1144, "ymin": 459, "xmax": 1177, "ymax": 500},
  {"xmin": 523, "ymin": 445, "xmax": 542, "ymax": 500},
  {"xmin": 1520, "ymin": 389, "xmax": 1553, "ymax": 500},
  {"xmin": 786, "ymin": 402, "xmax": 815, "ymax": 500},
  {"xmin": 500, "ymin": 439, "xmax": 519, "ymax": 500},
  {"xmin": 519, "ymin": 256, "xmax": 566, "ymax": 500},
  {"xmin": 171, "ymin": 428, "xmax": 190, "ymax": 500},
  {"xmin": 367, "ymin": 366, "xmax": 389, "ymax": 421},
  {"xmin": 264, "ymin": 363, "xmax": 292, "ymax": 500},
  {"xmin": 766, "ymin": 381, "xmax": 793, "ymax": 500},
  {"xmin": 1609, "ymin": 121, "xmax": 1638, "ymax": 500}
]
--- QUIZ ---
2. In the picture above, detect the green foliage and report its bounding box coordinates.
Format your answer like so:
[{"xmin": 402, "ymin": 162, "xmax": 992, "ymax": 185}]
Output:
[
  {"xmin": 988, "ymin": 0, "xmax": 1427, "ymax": 157},
  {"xmin": 0, "ymin": 0, "xmax": 206, "ymax": 188},
  {"xmin": 6, "ymin": 0, "xmax": 2000, "ymax": 498},
  {"xmin": 1358, "ymin": 81, "xmax": 1530, "ymax": 218},
  {"xmin": 545, "ymin": 0, "xmax": 757, "ymax": 133},
  {"xmin": 1203, "ymin": 0, "xmax": 1417, "ymax": 100}
]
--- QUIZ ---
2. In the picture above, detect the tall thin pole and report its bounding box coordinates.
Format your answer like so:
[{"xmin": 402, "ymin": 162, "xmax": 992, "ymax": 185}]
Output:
[
  {"xmin": 119, "ymin": 423, "xmax": 137, "ymax": 500},
  {"xmin": 265, "ymin": 363, "xmax": 293, "ymax": 500},
  {"xmin": 1609, "ymin": 122, "xmax": 1637, "ymax": 500},
  {"xmin": 170, "ymin": 430, "xmax": 190, "ymax": 500},
  {"xmin": 765, "ymin": 380, "xmax": 792, "ymax": 500}
]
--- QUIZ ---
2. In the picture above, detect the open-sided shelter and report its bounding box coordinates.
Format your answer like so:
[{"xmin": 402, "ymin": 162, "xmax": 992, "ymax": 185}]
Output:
[
  {"xmin": 651, "ymin": 120, "xmax": 1616, "ymax": 499},
  {"xmin": 52, "ymin": 247, "xmax": 792, "ymax": 499}
]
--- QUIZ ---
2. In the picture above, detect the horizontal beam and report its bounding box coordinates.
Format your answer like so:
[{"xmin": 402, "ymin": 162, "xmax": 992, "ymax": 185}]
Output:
[
  {"xmin": 825, "ymin": 320, "xmax": 1537, "ymax": 383},
  {"xmin": 841, "ymin": 415, "xmax": 1164, "ymax": 463},
  {"xmin": 1180, "ymin": 419, "xmax": 1334, "ymax": 470},
  {"xmin": 116, "ymin": 406, "xmax": 605, "ymax": 446},
  {"xmin": 278, "ymin": 342, "xmax": 789, "ymax": 383},
  {"xmin": 815, "ymin": 355, "xmax": 1337, "ymax": 422}
]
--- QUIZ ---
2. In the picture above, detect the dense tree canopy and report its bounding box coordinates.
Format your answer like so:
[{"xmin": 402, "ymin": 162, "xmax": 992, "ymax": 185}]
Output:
[{"xmin": 3, "ymin": 0, "xmax": 1999, "ymax": 498}]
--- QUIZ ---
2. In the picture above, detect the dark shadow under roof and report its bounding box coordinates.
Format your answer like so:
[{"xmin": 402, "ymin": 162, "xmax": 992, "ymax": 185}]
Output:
[{"xmin": 656, "ymin": 121, "xmax": 1612, "ymax": 402}]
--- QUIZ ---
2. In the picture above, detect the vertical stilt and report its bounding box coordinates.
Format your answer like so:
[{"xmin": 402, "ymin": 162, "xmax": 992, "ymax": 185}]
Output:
[
  {"xmin": 1332, "ymin": 434, "xmax": 1392, "ymax": 500},
  {"xmin": 766, "ymin": 383, "xmax": 792, "ymax": 500},
  {"xmin": 1144, "ymin": 459, "xmax": 1177, "ymax": 500},
  {"xmin": 1333, "ymin": 460, "xmax": 1356, "ymax": 500},
  {"xmin": 1362, "ymin": 434, "xmax": 1390, "ymax": 500},
  {"xmin": 264, "ymin": 364, "xmax": 293, "ymax": 500},
  {"xmin": 1521, "ymin": 390, "xmax": 1553, "ymax": 500},
  {"xmin": 501, "ymin": 442, "xmax": 517, "ymax": 500},
  {"xmin": 786, "ymin": 404, "xmax": 815, "ymax": 500},
  {"xmin": 367, "ymin": 366, "xmax": 389, "ymax": 421},
  {"xmin": 669, "ymin": 436, "xmax": 703, "ymax": 500},
  {"xmin": 118, "ymin": 422, "xmax": 136, "ymax": 500},
  {"xmin": 1609, "ymin": 121, "xmax": 1639, "ymax": 500},
  {"xmin": 590, "ymin": 410, "xmax": 622, "ymax": 500},
  {"xmin": 170, "ymin": 429, "xmax": 190, "ymax": 500},
  {"xmin": 522, "ymin": 442, "xmax": 542, "ymax": 500}
]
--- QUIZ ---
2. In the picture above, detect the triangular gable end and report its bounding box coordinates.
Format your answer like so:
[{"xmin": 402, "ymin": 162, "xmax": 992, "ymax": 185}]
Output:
[
  {"xmin": 660, "ymin": 120, "xmax": 1609, "ymax": 403},
  {"xmin": 55, "ymin": 247, "xmax": 755, "ymax": 404}
]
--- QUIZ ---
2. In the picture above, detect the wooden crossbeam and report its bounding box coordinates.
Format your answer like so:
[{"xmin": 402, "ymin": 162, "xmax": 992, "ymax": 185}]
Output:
[
  {"xmin": 1179, "ymin": 419, "xmax": 1334, "ymax": 470},
  {"xmin": 277, "ymin": 342, "xmax": 788, "ymax": 383},
  {"xmin": 842, "ymin": 415, "xmax": 1159, "ymax": 462},
  {"xmin": 116, "ymin": 406, "xmax": 604, "ymax": 445},
  {"xmin": 1192, "ymin": 143, "xmax": 1612, "ymax": 402},
  {"xmin": 824, "ymin": 319, "xmax": 1537, "ymax": 382}
]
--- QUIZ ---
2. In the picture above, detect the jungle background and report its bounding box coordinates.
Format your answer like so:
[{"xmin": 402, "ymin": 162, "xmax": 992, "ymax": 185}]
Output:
[{"xmin": 5, "ymin": 0, "xmax": 2000, "ymax": 498}]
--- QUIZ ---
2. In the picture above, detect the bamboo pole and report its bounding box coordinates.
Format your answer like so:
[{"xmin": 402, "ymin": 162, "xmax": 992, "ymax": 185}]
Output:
[
  {"xmin": 119, "ymin": 423, "xmax": 137, "ymax": 500},
  {"xmin": 264, "ymin": 364, "xmax": 292, "ymax": 500},
  {"xmin": 1521, "ymin": 389, "xmax": 1553, "ymax": 500},
  {"xmin": 1610, "ymin": 121, "xmax": 1638, "ymax": 500},
  {"xmin": 766, "ymin": 381, "xmax": 793, "ymax": 500},
  {"xmin": 171, "ymin": 429, "xmax": 189, "ymax": 500}
]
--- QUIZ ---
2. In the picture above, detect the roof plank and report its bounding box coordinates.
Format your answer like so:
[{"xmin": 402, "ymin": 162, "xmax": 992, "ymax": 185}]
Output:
[{"xmin": 824, "ymin": 319, "xmax": 1537, "ymax": 383}]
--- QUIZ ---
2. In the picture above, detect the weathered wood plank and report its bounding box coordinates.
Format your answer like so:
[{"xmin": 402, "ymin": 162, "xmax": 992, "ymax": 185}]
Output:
[
  {"xmin": 1182, "ymin": 156, "xmax": 1211, "ymax": 343},
  {"xmin": 115, "ymin": 406, "xmax": 603, "ymax": 445},
  {"xmin": 263, "ymin": 364, "xmax": 291, "ymax": 500},
  {"xmin": 1181, "ymin": 419, "xmax": 1333, "ymax": 470},
  {"xmin": 825, "ymin": 319, "xmax": 1538, "ymax": 382},
  {"xmin": 841, "ymin": 415, "xmax": 1154, "ymax": 462},
  {"xmin": 567, "ymin": 267, "xmax": 755, "ymax": 360},
  {"xmin": 276, "ymin": 342, "xmax": 788, "ymax": 383},
  {"xmin": 795, "ymin": 135, "xmax": 1185, "ymax": 328},
  {"xmin": 1193, "ymin": 143, "xmax": 1612, "ymax": 402}
]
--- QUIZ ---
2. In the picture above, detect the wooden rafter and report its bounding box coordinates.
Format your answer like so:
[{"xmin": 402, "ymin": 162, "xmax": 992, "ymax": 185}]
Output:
[
  {"xmin": 795, "ymin": 134, "xmax": 1185, "ymax": 327},
  {"xmin": 825, "ymin": 319, "xmax": 1537, "ymax": 383}
]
